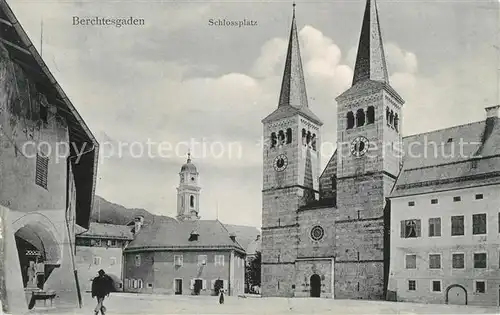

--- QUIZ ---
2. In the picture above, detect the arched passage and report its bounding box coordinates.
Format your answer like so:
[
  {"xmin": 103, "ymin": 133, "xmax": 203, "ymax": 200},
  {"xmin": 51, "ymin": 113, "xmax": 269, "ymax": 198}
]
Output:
[
  {"xmin": 445, "ymin": 284, "xmax": 467, "ymax": 305},
  {"xmin": 310, "ymin": 274, "xmax": 321, "ymax": 297}
]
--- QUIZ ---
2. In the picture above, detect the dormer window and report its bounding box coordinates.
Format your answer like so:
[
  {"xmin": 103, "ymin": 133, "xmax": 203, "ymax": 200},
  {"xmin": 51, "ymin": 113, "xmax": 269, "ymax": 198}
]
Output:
[
  {"xmin": 447, "ymin": 138, "xmax": 453, "ymax": 143},
  {"xmin": 189, "ymin": 230, "xmax": 199, "ymax": 241}
]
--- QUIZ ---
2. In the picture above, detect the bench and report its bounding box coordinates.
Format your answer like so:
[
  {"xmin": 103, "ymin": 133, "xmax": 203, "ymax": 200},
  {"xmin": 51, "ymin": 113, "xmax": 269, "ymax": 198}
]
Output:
[{"xmin": 28, "ymin": 290, "xmax": 56, "ymax": 309}]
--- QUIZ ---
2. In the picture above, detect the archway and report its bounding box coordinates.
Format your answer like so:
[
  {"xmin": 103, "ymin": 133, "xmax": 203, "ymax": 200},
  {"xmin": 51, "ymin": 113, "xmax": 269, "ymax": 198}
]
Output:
[
  {"xmin": 445, "ymin": 284, "xmax": 467, "ymax": 305},
  {"xmin": 310, "ymin": 274, "xmax": 321, "ymax": 297}
]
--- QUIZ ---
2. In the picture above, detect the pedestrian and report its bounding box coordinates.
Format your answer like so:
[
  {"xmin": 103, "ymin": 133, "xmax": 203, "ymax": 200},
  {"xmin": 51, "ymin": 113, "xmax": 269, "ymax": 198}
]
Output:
[
  {"xmin": 91, "ymin": 269, "xmax": 113, "ymax": 315},
  {"xmin": 219, "ymin": 288, "xmax": 225, "ymax": 304}
]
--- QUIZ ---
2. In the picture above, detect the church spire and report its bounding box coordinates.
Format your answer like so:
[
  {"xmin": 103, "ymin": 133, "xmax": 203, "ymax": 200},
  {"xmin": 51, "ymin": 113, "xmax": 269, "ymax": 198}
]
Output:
[
  {"xmin": 278, "ymin": 3, "xmax": 308, "ymax": 108},
  {"xmin": 352, "ymin": 0, "xmax": 389, "ymax": 86}
]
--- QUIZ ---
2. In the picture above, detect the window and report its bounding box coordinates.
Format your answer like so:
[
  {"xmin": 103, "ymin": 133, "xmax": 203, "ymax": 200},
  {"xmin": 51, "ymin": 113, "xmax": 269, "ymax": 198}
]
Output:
[
  {"xmin": 356, "ymin": 109, "xmax": 365, "ymax": 127},
  {"xmin": 429, "ymin": 254, "xmax": 441, "ymax": 269},
  {"xmin": 431, "ymin": 199, "xmax": 438, "ymax": 204},
  {"xmin": 110, "ymin": 257, "xmax": 117, "ymax": 266},
  {"xmin": 138, "ymin": 279, "xmax": 143, "ymax": 289},
  {"xmin": 408, "ymin": 201, "xmax": 415, "ymax": 207},
  {"xmin": 394, "ymin": 114, "xmax": 399, "ymax": 131},
  {"xmin": 174, "ymin": 255, "xmax": 183, "ymax": 266},
  {"xmin": 35, "ymin": 152, "xmax": 49, "ymax": 189},
  {"xmin": 474, "ymin": 253, "xmax": 487, "ymax": 268},
  {"xmin": 135, "ymin": 255, "xmax": 141, "ymax": 267},
  {"xmin": 147, "ymin": 283, "xmax": 153, "ymax": 288},
  {"xmin": 472, "ymin": 214, "xmax": 487, "ymax": 235},
  {"xmin": 405, "ymin": 254, "xmax": 417, "ymax": 269},
  {"xmin": 133, "ymin": 279, "xmax": 137, "ymax": 289},
  {"xmin": 286, "ymin": 128, "xmax": 292, "ymax": 144},
  {"xmin": 311, "ymin": 134, "xmax": 317, "ymax": 151},
  {"xmin": 198, "ymin": 255, "xmax": 207, "ymax": 265},
  {"xmin": 475, "ymin": 194, "xmax": 483, "ymax": 200},
  {"xmin": 301, "ymin": 129, "xmax": 306, "ymax": 145},
  {"xmin": 428, "ymin": 218, "xmax": 441, "ymax": 237},
  {"xmin": 400, "ymin": 219, "xmax": 421, "ymax": 238},
  {"xmin": 408, "ymin": 280, "xmax": 416, "ymax": 291},
  {"xmin": 451, "ymin": 216, "xmax": 464, "ymax": 236},
  {"xmin": 306, "ymin": 131, "xmax": 311, "ymax": 145},
  {"xmin": 346, "ymin": 112, "xmax": 355, "ymax": 129},
  {"xmin": 190, "ymin": 195, "xmax": 195, "ymax": 208},
  {"xmin": 386, "ymin": 107, "xmax": 390, "ymax": 124},
  {"xmin": 431, "ymin": 280, "xmax": 441, "ymax": 292},
  {"xmin": 474, "ymin": 280, "xmax": 486, "ymax": 293},
  {"xmin": 453, "ymin": 196, "xmax": 461, "ymax": 202},
  {"xmin": 389, "ymin": 110, "xmax": 394, "ymax": 126},
  {"xmin": 452, "ymin": 253, "xmax": 465, "ymax": 269},
  {"xmin": 271, "ymin": 132, "xmax": 277, "ymax": 148},
  {"xmin": 93, "ymin": 256, "xmax": 101, "ymax": 265},
  {"xmin": 367, "ymin": 106, "xmax": 375, "ymax": 124},
  {"xmin": 215, "ymin": 255, "xmax": 225, "ymax": 267},
  {"xmin": 107, "ymin": 240, "xmax": 112, "ymax": 247},
  {"xmin": 111, "ymin": 240, "xmax": 116, "ymax": 246},
  {"xmin": 278, "ymin": 130, "xmax": 285, "ymax": 145}
]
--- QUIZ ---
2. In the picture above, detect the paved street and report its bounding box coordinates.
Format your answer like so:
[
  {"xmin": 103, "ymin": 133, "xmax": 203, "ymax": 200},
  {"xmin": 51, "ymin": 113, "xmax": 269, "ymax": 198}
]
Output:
[{"xmin": 28, "ymin": 293, "xmax": 497, "ymax": 315}]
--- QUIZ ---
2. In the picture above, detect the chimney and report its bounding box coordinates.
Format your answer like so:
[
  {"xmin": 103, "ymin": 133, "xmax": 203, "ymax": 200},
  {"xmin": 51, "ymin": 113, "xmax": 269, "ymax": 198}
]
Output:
[
  {"xmin": 229, "ymin": 232, "xmax": 236, "ymax": 242},
  {"xmin": 485, "ymin": 105, "xmax": 500, "ymax": 119},
  {"xmin": 133, "ymin": 215, "xmax": 144, "ymax": 234}
]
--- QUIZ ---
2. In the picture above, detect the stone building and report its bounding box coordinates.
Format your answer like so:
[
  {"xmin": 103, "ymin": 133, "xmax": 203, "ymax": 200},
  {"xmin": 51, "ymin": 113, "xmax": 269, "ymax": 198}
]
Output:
[
  {"xmin": 261, "ymin": 0, "xmax": 499, "ymax": 306},
  {"xmin": 122, "ymin": 155, "xmax": 246, "ymax": 296},
  {"xmin": 388, "ymin": 107, "xmax": 500, "ymax": 306},
  {"xmin": 0, "ymin": 0, "xmax": 98, "ymax": 312},
  {"xmin": 75, "ymin": 222, "xmax": 135, "ymax": 292}
]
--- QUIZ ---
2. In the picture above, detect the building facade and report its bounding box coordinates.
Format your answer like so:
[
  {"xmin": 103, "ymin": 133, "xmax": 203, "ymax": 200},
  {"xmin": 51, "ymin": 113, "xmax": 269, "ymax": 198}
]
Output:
[
  {"xmin": 0, "ymin": 1, "xmax": 98, "ymax": 313},
  {"xmin": 261, "ymin": 0, "xmax": 499, "ymax": 306},
  {"xmin": 122, "ymin": 156, "xmax": 246, "ymax": 296},
  {"xmin": 75, "ymin": 222, "xmax": 135, "ymax": 292}
]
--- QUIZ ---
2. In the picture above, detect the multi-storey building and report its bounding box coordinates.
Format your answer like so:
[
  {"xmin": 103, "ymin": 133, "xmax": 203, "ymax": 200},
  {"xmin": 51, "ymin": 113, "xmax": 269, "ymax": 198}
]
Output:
[{"xmin": 0, "ymin": 1, "xmax": 98, "ymax": 313}]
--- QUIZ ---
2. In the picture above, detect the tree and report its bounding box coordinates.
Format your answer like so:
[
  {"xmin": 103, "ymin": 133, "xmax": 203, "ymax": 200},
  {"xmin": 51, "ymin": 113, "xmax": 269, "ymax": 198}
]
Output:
[{"xmin": 245, "ymin": 251, "xmax": 261, "ymax": 293}]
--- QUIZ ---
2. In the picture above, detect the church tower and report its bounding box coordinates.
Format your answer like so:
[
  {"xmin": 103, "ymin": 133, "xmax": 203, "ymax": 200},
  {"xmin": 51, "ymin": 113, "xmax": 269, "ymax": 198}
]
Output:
[
  {"xmin": 176, "ymin": 153, "xmax": 201, "ymax": 221},
  {"xmin": 260, "ymin": 4, "xmax": 323, "ymax": 297},
  {"xmin": 334, "ymin": 0, "xmax": 404, "ymax": 299}
]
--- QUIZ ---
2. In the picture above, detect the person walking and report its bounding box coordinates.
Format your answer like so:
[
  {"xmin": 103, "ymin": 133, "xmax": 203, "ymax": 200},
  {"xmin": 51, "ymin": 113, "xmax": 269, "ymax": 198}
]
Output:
[
  {"xmin": 219, "ymin": 288, "xmax": 225, "ymax": 304},
  {"xmin": 91, "ymin": 269, "xmax": 114, "ymax": 315}
]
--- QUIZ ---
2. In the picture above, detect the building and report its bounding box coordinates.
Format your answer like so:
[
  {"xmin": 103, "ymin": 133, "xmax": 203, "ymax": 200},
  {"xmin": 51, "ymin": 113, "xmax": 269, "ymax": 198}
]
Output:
[
  {"xmin": 0, "ymin": 0, "xmax": 98, "ymax": 312},
  {"xmin": 261, "ymin": 0, "xmax": 499, "ymax": 306},
  {"xmin": 122, "ymin": 155, "xmax": 246, "ymax": 296},
  {"xmin": 388, "ymin": 108, "xmax": 500, "ymax": 306},
  {"xmin": 75, "ymin": 222, "xmax": 135, "ymax": 292}
]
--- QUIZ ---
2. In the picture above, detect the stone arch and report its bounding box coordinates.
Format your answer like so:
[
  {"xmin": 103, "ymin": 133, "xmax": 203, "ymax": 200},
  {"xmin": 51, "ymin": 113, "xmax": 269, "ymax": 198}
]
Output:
[
  {"xmin": 445, "ymin": 284, "xmax": 467, "ymax": 305},
  {"xmin": 356, "ymin": 109, "xmax": 365, "ymax": 127},
  {"xmin": 12, "ymin": 212, "xmax": 62, "ymax": 265},
  {"xmin": 346, "ymin": 112, "xmax": 354, "ymax": 129}
]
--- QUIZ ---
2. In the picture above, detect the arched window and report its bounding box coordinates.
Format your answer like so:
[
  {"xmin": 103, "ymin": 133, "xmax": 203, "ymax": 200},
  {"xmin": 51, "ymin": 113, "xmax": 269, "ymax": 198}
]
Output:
[
  {"xmin": 286, "ymin": 128, "xmax": 292, "ymax": 144},
  {"xmin": 271, "ymin": 132, "xmax": 277, "ymax": 148},
  {"xmin": 367, "ymin": 106, "xmax": 375, "ymax": 124},
  {"xmin": 306, "ymin": 131, "xmax": 311, "ymax": 146},
  {"xmin": 302, "ymin": 129, "xmax": 307, "ymax": 145},
  {"xmin": 346, "ymin": 112, "xmax": 355, "ymax": 129},
  {"xmin": 311, "ymin": 134, "xmax": 316, "ymax": 151},
  {"xmin": 278, "ymin": 130, "xmax": 285, "ymax": 145},
  {"xmin": 190, "ymin": 195, "xmax": 195, "ymax": 208},
  {"xmin": 394, "ymin": 114, "xmax": 399, "ymax": 132},
  {"xmin": 356, "ymin": 109, "xmax": 365, "ymax": 127},
  {"xmin": 386, "ymin": 107, "xmax": 390, "ymax": 125},
  {"xmin": 389, "ymin": 110, "xmax": 394, "ymax": 127}
]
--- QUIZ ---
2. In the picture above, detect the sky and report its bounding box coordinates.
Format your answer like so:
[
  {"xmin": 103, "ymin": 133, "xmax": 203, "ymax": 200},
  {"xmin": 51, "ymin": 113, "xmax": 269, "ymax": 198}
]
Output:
[{"xmin": 8, "ymin": 0, "xmax": 499, "ymax": 228}]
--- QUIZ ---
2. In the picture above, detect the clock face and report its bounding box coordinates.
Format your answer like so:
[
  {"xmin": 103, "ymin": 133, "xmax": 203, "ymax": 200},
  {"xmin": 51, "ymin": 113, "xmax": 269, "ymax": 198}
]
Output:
[
  {"xmin": 350, "ymin": 136, "xmax": 369, "ymax": 157},
  {"xmin": 273, "ymin": 154, "xmax": 288, "ymax": 172}
]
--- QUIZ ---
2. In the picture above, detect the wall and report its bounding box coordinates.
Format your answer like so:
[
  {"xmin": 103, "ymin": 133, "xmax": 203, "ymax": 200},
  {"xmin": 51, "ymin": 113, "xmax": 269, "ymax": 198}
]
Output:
[
  {"xmin": 389, "ymin": 185, "xmax": 500, "ymax": 306},
  {"xmin": 123, "ymin": 250, "xmax": 243, "ymax": 296},
  {"xmin": 295, "ymin": 259, "xmax": 334, "ymax": 298}
]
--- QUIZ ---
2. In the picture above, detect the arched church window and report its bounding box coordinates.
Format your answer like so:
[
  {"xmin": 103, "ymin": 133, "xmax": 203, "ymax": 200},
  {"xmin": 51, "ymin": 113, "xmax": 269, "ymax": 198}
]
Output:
[
  {"xmin": 346, "ymin": 112, "xmax": 354, "ymax": 129},
  {"xmin": 311, "ymin": 134, "xmax": 317, "ymax": 151},
  {"xmin": 386, "ymin": 107, "xmax": 390, "ymax": 125},
  {"xmin": 286, "ymin": 128, "xmax": 292, "ymax": 144},
  {"xmin": 271, "ymin": 132, "xmax": 277, "ymax": 148},
  {"xmin": 302, "ymin": 129, "xmax": 307, "ymax": 145},
  {"xmin": 306, "ymin": 131, "xmax": 311, "ymax": 146},
  {"xmin": 394, "ymin": 114, "xmax": 399, "ymax": 132},
  {"xmin": 278, "ymin": 130, "xmax": 285, "ymax": 145},
  {"xmin": 389, "ymin": 110, "xmax": 394, "ymax": 127},
  {"xmin": 356, "ymin": 109, "xmax": 365, "ymax": 127},
  {"xmin": 367, "ymin": 106, "xmax": 375, "ymax": 124},
  {"xmin": 190, "ymin": 195, "xmax": 195, "ymax": 208}
]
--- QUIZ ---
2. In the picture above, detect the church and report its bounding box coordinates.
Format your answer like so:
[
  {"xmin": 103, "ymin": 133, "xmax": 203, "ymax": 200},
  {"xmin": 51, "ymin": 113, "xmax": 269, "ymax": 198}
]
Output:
[{"xmin": 261, "ymin": 0, "xmax": 500, "ymax": 306}]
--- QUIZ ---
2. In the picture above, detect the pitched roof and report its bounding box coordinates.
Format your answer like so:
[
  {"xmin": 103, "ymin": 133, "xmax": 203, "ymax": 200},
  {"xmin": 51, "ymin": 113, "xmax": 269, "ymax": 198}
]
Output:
[
  {"xmin": 124, "ymin": 219, "xmax": 245, "ymax": 254},
  {"xmin": 245, "ymin": 236, "xmax": 261, "ymax": 256},
  {"xmin": 391, "ymin": 117, "xmax": 500, "ymax": 197},
  {"xmin": 223, "ymin": 224, "xmax": 260, "ymax": 251},
  {"xmin": 0, "ymin": 1, "xmax": 98, "ymax": 229},
  {"xmin": 77, "ymin": 223, "xmax": 134, "ymax": 240}
]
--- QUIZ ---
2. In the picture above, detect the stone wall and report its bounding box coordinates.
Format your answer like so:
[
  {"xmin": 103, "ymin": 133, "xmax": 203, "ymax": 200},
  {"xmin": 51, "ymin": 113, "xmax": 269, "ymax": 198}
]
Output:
[{"xmin": 295, "ymin": 259, "xmax": 334, "ymax": 298}]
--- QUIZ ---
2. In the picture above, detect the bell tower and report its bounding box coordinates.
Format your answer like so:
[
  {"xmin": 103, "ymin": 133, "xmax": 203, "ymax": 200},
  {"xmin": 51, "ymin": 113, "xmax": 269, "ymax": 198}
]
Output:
[
  {"xmin": 334, "ymin": 0, "xmax": 404, "ymax": 299},
  {"xmin": 176, "ymin": 153, "xmax": 201, "ymax": 221}
]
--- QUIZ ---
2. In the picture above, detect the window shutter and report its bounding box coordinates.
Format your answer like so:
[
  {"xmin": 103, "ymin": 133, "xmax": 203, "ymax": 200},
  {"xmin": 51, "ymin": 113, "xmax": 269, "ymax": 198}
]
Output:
[
  {"xmin": 400, "ymin": 221, "xmax": 405, "ymax": 238},
  {"xmin": 202, "ymin": 280, "xmax": 207, "ymax": 290},
  {"xmin": 436, "ymin": 218, "xmax": 441, "ymax": 236},
  {"xmin": 416, "ymin": 220, "xmax": 421, "ymax": 237},
  {"xmin": 190, "ymin": 279, "xmax": 194, "ymax": 290}
]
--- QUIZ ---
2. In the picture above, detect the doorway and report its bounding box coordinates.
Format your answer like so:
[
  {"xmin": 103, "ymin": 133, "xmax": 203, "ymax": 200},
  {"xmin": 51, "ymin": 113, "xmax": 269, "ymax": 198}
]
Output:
[
  {"xmin": 446, "ymin": 284, "xmax": 467, "ymax": 305},
  {"xmin": 174, "ymin": 279, "xmax": 182, "ymax": 295},
  {"xmin": 310, "ymin": 274, "xmax": 321, "ymax": 297},
  {"xmin": 194, "ymin": 279, "xmax": 202, "ymax": 295}
]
